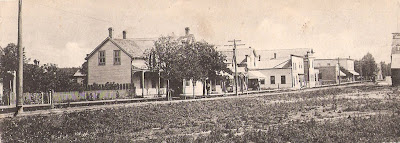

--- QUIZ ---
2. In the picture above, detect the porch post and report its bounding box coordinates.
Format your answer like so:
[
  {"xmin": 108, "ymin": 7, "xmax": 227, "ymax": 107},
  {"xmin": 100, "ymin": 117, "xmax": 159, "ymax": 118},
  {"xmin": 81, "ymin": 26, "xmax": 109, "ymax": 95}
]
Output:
[
  {"xmin": 11, "ymin": 71, "xmax": 17, "ymax": 105},
  {"xmin": 142, "ymin": 71, "xmax": 145, "ymax": 97},
  {"xmin": 183, "ymin": 79, "xmax": 186, "ymax": 95},
  {"xmin": 158, "ymin": 72, "xmax": 160, "ymax": 96}
]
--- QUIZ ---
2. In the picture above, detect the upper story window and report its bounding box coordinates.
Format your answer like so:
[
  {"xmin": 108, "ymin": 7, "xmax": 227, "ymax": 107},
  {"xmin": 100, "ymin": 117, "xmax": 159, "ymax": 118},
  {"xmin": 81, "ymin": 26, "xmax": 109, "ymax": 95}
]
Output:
[
  {"xmin": 114, "ymin": 50, "xmax": 121, "ymax": 65},
  {"xmin": 293, "ymin": 63, "xmax": 296, "ymax": 70},
  {"xmin": 99, "ymin": 50, "xmax": 106, "ymax": 66},
  {"xmin": 270, "ymin": 76, "xmax": 275, "ymax": 84},
  {"xmin": 281, "ymin": 76, "xmax": 286, "ymax": 84}
]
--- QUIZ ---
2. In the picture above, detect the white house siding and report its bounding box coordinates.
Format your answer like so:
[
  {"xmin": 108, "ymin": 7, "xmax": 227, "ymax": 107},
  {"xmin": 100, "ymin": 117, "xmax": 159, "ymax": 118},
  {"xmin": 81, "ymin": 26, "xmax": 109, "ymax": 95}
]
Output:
[
  {"xmin": 254, "ymin": 68, "xmax": 292, "ymax": 89},
  {"xmin": 132, "ymin": 71, "xmax": 166, "ymax": 97},
  {"xmin": 182, "ymin": 79, "xmax": 205, "ymax": 96},
  {"xmin": 291, "ymin": 56, "xmax": 305, "ymax": 89},
  {"xmin": 306, "ymin": 56, "xmax": 318, "ymax": 88},
  {"xmin": 88, "ymin": 40, "xmax": 132, "ymax": 85}
]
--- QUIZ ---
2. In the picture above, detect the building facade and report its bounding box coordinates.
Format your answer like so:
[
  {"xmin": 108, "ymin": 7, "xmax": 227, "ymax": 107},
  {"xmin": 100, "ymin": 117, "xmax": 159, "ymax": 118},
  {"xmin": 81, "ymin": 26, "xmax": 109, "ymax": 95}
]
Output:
[
  {"xmin": 391, "ymin": 33, "xmax": 400, "ymax": 86},
  {"xmin": 314, "ymin": 58, "xmax": 359, "ymax": 83},
  {"xmin": 85, "ymin": 28, "xmax": 166, "ymax": 97}
]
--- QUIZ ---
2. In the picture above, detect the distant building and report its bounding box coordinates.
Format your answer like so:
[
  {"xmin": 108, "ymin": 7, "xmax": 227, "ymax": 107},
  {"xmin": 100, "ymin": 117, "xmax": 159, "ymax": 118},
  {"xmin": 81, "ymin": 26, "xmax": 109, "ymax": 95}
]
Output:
[
  {"xmin": 73, "ymin": 69, "xmax": 86, "ymax": 85},
  {"xmin": 218, "ymin": 47, "xmax": 264, "ymax": 91},
  {"xmin": 376, "ymin": 65, "xmax": 384, "ymax": 81},
  {"xmin": 219, "ymin": 48, "xmax": 319, "ymax": 90},
  {"xmin": 391, "ymin": 33, "xmax": 400, "ymax": 86},
  {"xmin": 314, "ymin": 58, "xmax": 359, "ymax": 84},
  {"xmin": 251, "ymin": 54, "xmax": 305, "ymax": 89},
  {"xmin": 253, "ymin": 48, "xmax": 318, "ymax": 89}
]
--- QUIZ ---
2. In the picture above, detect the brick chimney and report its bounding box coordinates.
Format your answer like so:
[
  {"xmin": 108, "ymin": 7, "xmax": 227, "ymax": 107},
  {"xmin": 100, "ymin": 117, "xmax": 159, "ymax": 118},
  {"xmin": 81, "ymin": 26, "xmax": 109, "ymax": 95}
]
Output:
[
  {"xmin": 185, "ymin": 27, "xmax": 190, "ymax": 36},
  {"xmin": 108, "ymin": 27, "xmax": 113, "ymax": 38},
  {"xmin": 123, "ymin": 31, "xmax": 126, "ymax": 39}
]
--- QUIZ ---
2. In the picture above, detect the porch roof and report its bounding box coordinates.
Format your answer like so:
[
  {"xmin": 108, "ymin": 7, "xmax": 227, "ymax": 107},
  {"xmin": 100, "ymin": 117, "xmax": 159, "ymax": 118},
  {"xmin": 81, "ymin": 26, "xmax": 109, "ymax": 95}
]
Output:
[
  {"xmin": 248, "ymin": 71, "xmax": 266, "ymax": 79},
  {"xmin": 132, "ymin": 60, "xmax": 148, "ymax": 70},
  {"xmin": 348, "ymin": 70, "xmax": 359, "ymax": 76},
  {"xmin": 339, "ymin": 70, "xmax": 346, "ymax": 77}
]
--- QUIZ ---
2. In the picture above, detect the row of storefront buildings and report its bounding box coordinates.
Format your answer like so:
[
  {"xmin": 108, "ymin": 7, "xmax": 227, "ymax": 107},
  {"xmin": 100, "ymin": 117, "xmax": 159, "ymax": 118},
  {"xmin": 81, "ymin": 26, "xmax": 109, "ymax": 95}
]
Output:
[{"xmin": 75, "ymin": 27, "xmax": 361, "ymax": 97}]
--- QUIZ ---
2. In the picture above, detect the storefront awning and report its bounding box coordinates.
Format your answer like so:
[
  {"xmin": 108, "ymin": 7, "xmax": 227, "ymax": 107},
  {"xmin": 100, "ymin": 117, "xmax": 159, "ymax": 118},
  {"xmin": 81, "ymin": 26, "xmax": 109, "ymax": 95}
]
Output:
[
  {"xmin": 348, "ymin": 70, "xmax": 359, "ymax": 76},
  {"xmin": 248, "ymin": 71, "xmax": 266, "ymax": 79},
  {"xmin": 339, "ymin": 70, "xmax": 346, "ymax": 77},
  {"xmin": 219, "ymin": 71, "xmax": 234, "ymax": 79}
]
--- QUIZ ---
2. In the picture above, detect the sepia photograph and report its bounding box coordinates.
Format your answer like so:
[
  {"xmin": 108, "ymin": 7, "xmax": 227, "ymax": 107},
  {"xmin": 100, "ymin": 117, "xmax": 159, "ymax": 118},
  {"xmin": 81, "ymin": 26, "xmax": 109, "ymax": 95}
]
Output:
[{"xmin": 0, "ymin": 0, "xmax": 399, "ymax": 142}]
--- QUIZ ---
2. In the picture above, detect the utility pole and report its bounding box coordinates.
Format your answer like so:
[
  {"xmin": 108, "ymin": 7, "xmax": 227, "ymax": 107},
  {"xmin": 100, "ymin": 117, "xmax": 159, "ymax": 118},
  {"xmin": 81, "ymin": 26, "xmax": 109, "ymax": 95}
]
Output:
[
  {"xmin": 337, "ymin": 57, "xmax": 341, "ymax": 85},
  {"xmin": 360, "ymin": 60, "xmax": 363, "ymax": 83},
  {"xmin": 225, "ymin": 39, "xmax": 245, "ymax": 96},
  {"xmin": 15, "ymin": 0, "xmax": 23, "ymax": 115}
]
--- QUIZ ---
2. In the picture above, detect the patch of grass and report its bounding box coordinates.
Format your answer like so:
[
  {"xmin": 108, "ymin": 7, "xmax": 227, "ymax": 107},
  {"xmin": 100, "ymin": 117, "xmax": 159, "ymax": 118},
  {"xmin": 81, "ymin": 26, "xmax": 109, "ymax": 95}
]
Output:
[{"xmin": 1, "ymin": 85, "xmax": 398, "ymax": 142}]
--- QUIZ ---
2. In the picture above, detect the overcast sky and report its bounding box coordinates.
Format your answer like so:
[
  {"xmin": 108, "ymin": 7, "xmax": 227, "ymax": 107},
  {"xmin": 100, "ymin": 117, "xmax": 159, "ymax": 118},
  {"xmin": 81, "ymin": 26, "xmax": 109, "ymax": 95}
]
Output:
[{"xmin": 0, "ymin": 0, "xmax": 399, "ymax": 67}]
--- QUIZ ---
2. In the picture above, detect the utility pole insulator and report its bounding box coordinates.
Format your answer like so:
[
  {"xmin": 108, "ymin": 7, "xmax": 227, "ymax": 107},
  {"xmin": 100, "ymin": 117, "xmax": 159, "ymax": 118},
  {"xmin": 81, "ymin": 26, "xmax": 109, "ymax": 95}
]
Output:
[{"xmin": 225, "ymin": 39, "xmax": 245, "ymax": 96}]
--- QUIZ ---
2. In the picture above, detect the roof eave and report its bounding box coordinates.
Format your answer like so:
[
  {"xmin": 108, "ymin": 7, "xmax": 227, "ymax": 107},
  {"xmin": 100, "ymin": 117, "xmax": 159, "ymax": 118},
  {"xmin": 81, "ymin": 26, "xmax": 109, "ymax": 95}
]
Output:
[{"xmin": 85, "ymin": 37, "xmax": 135, "ymax": 60}]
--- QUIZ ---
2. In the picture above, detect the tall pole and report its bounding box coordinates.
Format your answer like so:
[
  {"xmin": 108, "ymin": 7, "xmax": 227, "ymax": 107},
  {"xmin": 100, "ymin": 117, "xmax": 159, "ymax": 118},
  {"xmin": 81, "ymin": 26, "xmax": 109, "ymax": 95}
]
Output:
[
  {"xmin": 337, "ymin": 57, "xmax": 341, "ymax": 85},
  {"xmin": 360, "ymin": 60, "xmax": 363, "ymax": 82},
  {"xmin": 225, "ymin": 40, "xmax": 244, "ymax": 96},
  {"xmin": 233, "ymin": 40, "xmax": 238, "ymax": 96},
  {"xmin": 16, "ymin": 0, "xmax": 23, "ymax": 114}
]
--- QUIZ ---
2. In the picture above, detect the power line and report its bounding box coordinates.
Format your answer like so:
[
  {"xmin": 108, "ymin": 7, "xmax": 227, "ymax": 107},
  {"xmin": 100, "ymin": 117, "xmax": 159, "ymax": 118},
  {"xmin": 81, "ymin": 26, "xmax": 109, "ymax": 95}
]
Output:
[
  {"xmin": 24, "ymin": 1, "xmax": 111, "ymax": 24},
  {"xmin": 224, "ymin": 39, "xmax": 245, "ymax": 96}
]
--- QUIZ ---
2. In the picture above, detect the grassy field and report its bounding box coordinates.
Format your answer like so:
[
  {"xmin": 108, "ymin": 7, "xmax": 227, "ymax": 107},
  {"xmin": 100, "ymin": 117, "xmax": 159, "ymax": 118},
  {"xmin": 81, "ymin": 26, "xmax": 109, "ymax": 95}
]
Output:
[{"xmin": 1, "ymin": 85, "xmax": 400, "ymax": 142}]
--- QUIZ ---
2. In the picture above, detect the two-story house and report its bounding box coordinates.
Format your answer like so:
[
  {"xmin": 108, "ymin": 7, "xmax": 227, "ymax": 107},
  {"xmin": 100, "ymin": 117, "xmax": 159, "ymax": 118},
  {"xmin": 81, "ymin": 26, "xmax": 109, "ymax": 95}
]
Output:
[
  {"xmin": 251, "ymin": 48, "xmax": 317, "ymax": 89},
  {"xmin": 85, "ymin": 27, "xmax": 166, "ymax": 97},
  {"xmin": 251, "ymin": 54, "xmax": 305, "ymax": 89}
]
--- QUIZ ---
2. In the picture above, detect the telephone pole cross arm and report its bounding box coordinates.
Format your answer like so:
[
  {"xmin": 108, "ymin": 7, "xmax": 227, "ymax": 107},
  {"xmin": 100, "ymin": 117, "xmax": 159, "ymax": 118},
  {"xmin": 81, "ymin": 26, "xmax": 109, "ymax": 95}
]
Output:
[{"xmin": 224, "ymin": 39, "xmax": 245, "ymax": 96}]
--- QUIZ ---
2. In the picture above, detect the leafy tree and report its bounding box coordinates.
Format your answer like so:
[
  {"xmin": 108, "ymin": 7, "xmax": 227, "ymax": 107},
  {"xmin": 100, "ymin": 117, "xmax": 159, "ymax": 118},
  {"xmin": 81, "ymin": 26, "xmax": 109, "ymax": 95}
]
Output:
[
  {"xmin": 354, "ymin": 60, "xmax": 361, "ymax": 78},
  {"xmin": 146, "ymin": 36, "xmax": 230, "ymax": 97},
  {"xmin": 0, "ymin": 43, "xmax": 30, "ymax": 82},
  {"xmin": 23, "ymin": 63, "xmax": 45, "ymax": 93},
  {"xmin": 80, "ymin": 61, "xmax": 88, "ymax": 85},
  {"xmin": 1, "ymin": 43, "xmax": 84, "ymax": 93},
  {"xmin": 380, "ymin": 61, "xmax": 391, "ymax": 79},
  {"xmin": 360, "ymin": 53, "xmax": 378, "ymax": 80}
]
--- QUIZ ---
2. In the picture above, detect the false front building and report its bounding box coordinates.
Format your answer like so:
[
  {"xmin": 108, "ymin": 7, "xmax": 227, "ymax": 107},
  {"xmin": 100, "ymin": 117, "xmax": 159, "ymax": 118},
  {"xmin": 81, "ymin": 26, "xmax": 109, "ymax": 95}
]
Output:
[{"xmin": 391, "ymin": 33, "xmax": 400, "ymax": 86}]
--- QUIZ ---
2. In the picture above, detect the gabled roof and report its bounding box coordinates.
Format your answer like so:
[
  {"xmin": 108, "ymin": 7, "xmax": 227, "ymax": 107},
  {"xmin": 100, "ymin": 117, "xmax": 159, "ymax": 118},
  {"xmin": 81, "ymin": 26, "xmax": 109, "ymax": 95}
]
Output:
[
  {"xmin": 85, "ymin": 37, "xmax": 156, "ymax": 60},
  {"xmin": 218, "ymin": 48, "xmax": 256, "ymax": 64},
  {"xmin": 256, "ymin": 59, "xmax": 291, "ymax": 69},
  {"xmin": 315, "ymin": 58, "xmax": 354, "ymax": 61},
  {"xmin": 257, "ymin": 48, "xmax": 310, "ymax": 61},
  {"xmin": 114, "ymin": 38, "xmax": 156, "ymax": 58},
  {"xmin": 176, "ymin": 34, "xmax": 195, "ymax": 44},
  {"xmin": 73, "ymin": 69, "xmax": 86, "ymax": 77}
]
